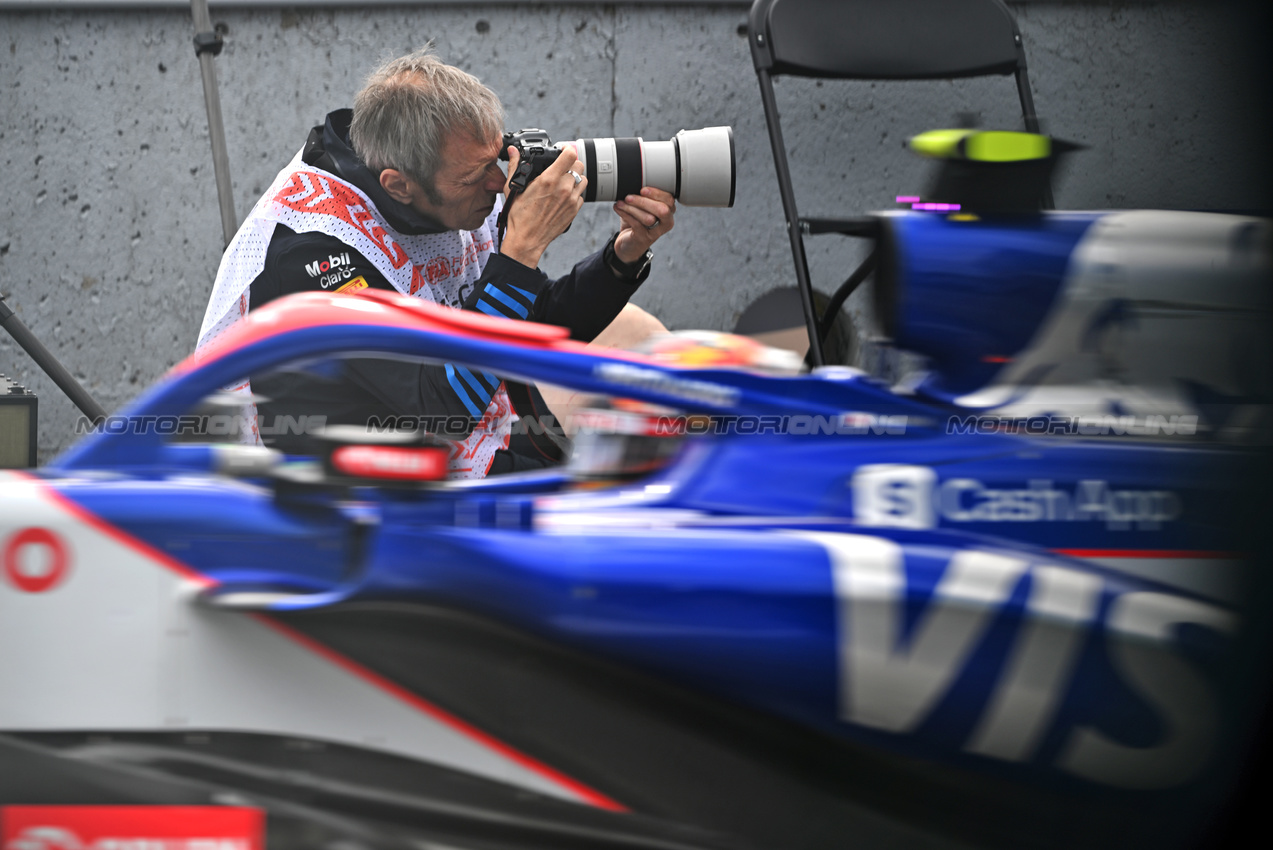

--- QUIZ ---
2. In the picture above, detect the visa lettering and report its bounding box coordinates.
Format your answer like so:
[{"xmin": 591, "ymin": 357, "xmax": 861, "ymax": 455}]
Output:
[{"xmin": 808, "ymin": 532, "xmax": 1235, "ymax": 789}]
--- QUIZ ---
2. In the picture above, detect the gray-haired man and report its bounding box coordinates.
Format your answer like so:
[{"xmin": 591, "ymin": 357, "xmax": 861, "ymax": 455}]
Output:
[{"xmin": 198, "ymin": 47, "xmax": 674, "ymax": 477}]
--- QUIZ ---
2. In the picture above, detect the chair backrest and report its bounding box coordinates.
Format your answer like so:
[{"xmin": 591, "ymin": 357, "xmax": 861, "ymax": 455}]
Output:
[
  {"xmin": 746, "ymin": 0, "xmax": 1042, "ymax": 367},
  {"xmin": 749, "ymin": 0, "xmax": 1025, "ymax": 81}
]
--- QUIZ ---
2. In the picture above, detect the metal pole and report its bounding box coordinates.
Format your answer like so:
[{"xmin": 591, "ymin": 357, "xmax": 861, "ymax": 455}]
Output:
[
  {"xmin": 0, "ymin": 295, "xmax": 107, "ymax": 423},
  {"xmin": 190, "ymin": 0, "xmax": 238, "ymax": 246}
]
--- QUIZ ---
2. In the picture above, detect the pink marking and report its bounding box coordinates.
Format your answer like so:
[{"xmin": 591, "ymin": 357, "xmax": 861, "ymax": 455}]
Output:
[{"xmin": 1055, "ymin": 549, "xmax": 1243, "ymax": 560}]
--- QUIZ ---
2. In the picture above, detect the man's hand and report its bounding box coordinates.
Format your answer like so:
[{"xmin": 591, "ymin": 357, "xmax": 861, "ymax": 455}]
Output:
[
  {"xmin": 612, "ymin": 187, "xmax": 676, "ymax": 264},
  {"xmin": 499, "ymin": 145, "xmax": 587, "ymax": 270}
]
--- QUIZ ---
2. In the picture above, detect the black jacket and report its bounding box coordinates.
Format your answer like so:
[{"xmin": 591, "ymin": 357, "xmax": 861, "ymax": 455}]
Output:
[{"xmin": 249, "ymin": 110, "xmax": 643, "ymax": 468}]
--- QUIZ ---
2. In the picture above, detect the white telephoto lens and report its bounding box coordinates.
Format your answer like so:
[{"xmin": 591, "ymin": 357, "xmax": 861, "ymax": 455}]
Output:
[
  {"xmin": 567, "ymin": 126, "xmax": 735, "ymax": 207},
  {"xmin": 673, "ymin": 127, "xmax": 736, "ymax": 207}
]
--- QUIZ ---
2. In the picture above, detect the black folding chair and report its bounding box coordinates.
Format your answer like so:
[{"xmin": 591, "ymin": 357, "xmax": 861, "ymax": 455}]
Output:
[{"xmin": 748, "ymin": 0, "xmax": 1045, "ymax": 366}]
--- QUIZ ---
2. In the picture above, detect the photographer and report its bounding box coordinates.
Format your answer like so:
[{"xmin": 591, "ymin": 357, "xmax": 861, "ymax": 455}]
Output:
[{"xmin": 196, "ymin": 46, "xmax": 673, "ymax": 477}]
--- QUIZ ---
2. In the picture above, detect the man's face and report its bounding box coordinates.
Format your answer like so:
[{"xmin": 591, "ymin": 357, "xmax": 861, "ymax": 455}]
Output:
[{"xmin": 409, "ymin": 130, "xmax": 507, "ymax": 232}]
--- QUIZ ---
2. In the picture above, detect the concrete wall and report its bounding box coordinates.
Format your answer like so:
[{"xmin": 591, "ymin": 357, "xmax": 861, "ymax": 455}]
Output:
[{"xmin": 1, "ymin": 1, "xmax": 1268, "ymax": 461}]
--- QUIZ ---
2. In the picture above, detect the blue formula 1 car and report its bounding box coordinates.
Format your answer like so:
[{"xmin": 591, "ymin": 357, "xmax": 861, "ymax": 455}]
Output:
[{"xmin": 1, "ymin": 203, "xmax": 1270, "ymax": 849}]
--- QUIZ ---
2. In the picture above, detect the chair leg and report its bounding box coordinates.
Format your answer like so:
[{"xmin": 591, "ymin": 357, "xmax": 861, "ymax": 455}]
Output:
[{"xmin": 755, "ymin": 69, "xmax": 826, "ymax": 366}]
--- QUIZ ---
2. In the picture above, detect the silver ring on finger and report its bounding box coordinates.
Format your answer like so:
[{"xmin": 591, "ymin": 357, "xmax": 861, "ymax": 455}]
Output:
[
  {"xmin": 646, "ymin": 216, "xmax": 661, "ymax": 230},
  {"xmin": 569, "ymin": 170, "xmax": 583, "ymax": 186}
]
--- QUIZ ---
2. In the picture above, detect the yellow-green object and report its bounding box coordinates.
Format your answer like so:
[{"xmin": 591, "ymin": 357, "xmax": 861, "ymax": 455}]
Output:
[
  {"xmin": 908, "ymin": 129, "xmax": 974, "ymax": 159},
  {"xmin": 908, "ymin": 129, "xmax": 1052, "ymax": 162}
]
